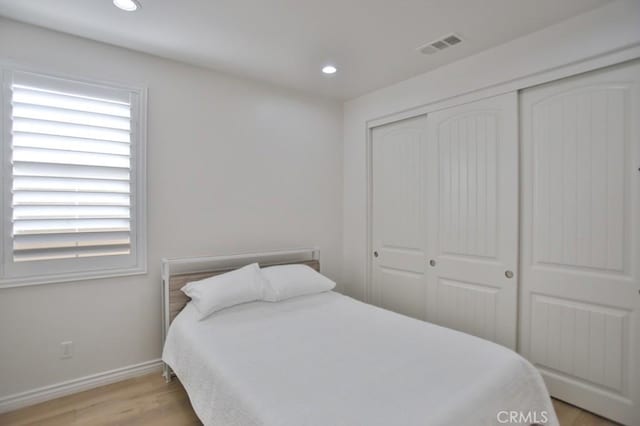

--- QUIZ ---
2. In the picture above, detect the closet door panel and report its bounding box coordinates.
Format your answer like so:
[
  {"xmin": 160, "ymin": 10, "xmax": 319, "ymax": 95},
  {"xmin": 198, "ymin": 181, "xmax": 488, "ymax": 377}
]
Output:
[
  {"xmin": 425, "ymin": 92, "xmax": 518, "ymax": 349},
  {"xmin": 437, "ymin": 112, "xmax": 498, "ymax": 258},
  {"xmin": 371, "ymin": 115, "xmax": 428, "ymax": 320},
  {"xmin": 520, "ymin": 61, "xmax": 640, "ymax": 425}
]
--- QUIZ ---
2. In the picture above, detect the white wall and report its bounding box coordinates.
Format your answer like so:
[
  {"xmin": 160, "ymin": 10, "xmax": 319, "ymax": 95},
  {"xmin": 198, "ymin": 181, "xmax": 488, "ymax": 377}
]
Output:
[
  {"xmin": 0, "ymin": 18, "xmax": 343, "ymax": 400},
  {"xmin": 342, "ymin": 0, "xmax": 640, "ymax": 300}
]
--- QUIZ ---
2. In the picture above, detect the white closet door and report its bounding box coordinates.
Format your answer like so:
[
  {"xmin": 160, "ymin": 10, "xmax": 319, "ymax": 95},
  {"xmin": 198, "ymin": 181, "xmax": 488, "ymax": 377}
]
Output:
[
  {"xmin": 424, "ymin": 93, "xmax": 518, "ymax": 349},
  {"xmin": 371, "ymin": 115, "xmax": 428, "ymax": 320},
  {"xmin": 520, "ymin": 61, "xmax": 640, "ymax": 425}
]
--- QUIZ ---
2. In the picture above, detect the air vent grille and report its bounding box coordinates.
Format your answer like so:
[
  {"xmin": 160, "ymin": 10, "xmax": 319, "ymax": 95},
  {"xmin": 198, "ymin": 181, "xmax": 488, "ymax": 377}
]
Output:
[
  {"xmin": 418, "ymin": 33, "xmax": 463, "ymax": 55},
  {"xmin": 431, "ymin": 40, "xmax": 448, "ymax": 50},
  {"xmin": 443, "ymin": 35, "xmax": 462, "ymax": 45}
]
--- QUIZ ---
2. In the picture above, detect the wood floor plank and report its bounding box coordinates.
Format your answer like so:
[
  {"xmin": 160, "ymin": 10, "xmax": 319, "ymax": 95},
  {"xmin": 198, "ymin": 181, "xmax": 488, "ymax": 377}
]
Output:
[
  {"xmin": 0, "ymin": 374, "xmax": 199, "ymax": 426},
  {"xmin": 552, "ymin": 398, "xmax": 620, "ymax": 426},
  {"xmin": 553, "ymin": 398, "xmax": 582, "ymax": 425},
  {"xmin": 0, "ymin": 373, "xmax": 618, "ymax": 426}
]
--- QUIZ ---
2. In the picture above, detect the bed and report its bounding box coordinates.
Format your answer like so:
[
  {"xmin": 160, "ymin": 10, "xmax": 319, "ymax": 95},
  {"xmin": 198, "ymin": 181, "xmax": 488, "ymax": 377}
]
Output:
[{"xmin": 161, "ymin": 249, "xmax": 557, "ymax": 426}]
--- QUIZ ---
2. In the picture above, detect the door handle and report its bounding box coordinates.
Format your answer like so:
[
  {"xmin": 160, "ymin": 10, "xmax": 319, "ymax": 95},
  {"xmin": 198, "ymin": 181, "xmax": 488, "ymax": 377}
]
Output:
[
  {"xmin": 505, "ymin": 270, "xmax": 514, "ymax": 279},
  {"xmin": 429, "ymin": 259, "xmax": 436, "ymax": 267},
  {"xmin": 373, "ymin": 251, "xmax": 379, "ymax": 258}
]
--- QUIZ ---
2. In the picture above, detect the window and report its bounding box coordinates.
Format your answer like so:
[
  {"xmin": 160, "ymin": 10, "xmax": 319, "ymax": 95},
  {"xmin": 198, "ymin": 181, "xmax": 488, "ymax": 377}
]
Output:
[{"xmin": 1, "ymin": 69, "xmax": 146, "ymax": 287}]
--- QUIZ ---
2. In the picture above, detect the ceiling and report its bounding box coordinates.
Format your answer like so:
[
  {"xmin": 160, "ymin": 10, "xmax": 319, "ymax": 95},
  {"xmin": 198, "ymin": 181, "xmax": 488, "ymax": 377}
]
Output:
[{"xmin": 0, "ymin": 0, "xmax": 611, "ymax": 100}]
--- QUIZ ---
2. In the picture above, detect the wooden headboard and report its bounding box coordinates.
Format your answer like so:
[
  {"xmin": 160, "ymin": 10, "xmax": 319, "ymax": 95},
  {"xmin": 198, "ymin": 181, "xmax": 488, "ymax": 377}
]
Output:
[
  {"xmin": 164, "ymin": 257, "xmax": 319, "ymax": 325},
  {"xmin": 161, "ymin": 248, "xmax": 319, "ymax": 333}
]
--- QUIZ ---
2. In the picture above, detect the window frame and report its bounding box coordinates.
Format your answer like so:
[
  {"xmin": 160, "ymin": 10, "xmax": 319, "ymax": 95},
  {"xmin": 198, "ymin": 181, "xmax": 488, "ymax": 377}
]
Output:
[{"xmin": 0, "ymin": 63, "xmax": 147, "ymax": 288}]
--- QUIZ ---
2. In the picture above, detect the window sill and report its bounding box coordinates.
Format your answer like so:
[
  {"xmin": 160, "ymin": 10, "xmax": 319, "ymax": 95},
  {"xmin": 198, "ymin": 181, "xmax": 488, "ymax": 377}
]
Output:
[{"xmin": 0, "ymin": 265, "xmax": 148, "ymax": 289}]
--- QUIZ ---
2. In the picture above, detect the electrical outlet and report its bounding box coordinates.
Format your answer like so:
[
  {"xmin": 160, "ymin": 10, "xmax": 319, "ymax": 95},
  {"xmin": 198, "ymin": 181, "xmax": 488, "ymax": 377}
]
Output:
[{"xmin": 60, "ymin": 341, "xmax": 73, "ymax": 359}]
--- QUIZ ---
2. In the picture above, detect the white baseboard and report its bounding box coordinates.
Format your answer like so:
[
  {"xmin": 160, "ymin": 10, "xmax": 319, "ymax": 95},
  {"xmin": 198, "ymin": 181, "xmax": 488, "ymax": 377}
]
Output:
[{"xmin": 0, "ymin": 358, "xmax": 163, "ymax": 414}]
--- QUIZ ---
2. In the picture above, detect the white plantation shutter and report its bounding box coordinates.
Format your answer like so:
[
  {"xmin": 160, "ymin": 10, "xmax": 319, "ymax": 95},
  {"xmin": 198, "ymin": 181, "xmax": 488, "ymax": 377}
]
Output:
[{"xmin": 1, "ymin": 70, "xmax": 146, "ymax": 285}]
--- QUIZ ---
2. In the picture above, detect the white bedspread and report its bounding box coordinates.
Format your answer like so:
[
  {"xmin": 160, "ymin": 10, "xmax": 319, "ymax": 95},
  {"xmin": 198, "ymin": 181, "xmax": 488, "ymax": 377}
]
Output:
[{"xmin": 163, "ymin": 292, "xmax": 557, "ymax": 426}]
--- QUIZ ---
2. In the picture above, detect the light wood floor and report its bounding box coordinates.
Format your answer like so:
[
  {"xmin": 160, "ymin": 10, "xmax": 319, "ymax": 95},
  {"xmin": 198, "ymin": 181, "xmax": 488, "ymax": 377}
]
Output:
[{"xmin": 0, "ymin": 373, "xmax": 619, "ymax": 426}]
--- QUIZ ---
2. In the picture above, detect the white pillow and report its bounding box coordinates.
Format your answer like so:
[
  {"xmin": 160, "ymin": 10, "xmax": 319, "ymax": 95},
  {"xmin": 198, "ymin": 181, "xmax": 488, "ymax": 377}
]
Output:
[
  {"xmin": 181, "ymin": 263, "xmax": 266, "ymax": 319},
  {"xmin": 261, "ymin": 264, "xmax": 335, "ymax": 302}
]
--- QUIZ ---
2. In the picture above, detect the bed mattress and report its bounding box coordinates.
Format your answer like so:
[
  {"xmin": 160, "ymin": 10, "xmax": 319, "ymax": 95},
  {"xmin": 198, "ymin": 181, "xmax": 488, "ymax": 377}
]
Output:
[{"xmin": 163, "ymin": 291, "xmax": 557, "ymax": 426}]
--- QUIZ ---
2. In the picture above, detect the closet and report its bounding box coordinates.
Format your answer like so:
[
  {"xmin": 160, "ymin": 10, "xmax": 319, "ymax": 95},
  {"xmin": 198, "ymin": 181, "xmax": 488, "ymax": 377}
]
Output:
[
  {"xmin": 370, "ymin": 60, "xmax": 639, "ymax": 425},
  {"xmin": 371, "ymin": 92, "xmax": 518, "ymax": 348}
]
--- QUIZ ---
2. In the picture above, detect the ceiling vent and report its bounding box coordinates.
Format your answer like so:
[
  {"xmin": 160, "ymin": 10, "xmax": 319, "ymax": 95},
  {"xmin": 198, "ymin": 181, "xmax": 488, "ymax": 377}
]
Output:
[{"xmin": 418, "ymin": 33, "xmax": 463, "ymax": 55}]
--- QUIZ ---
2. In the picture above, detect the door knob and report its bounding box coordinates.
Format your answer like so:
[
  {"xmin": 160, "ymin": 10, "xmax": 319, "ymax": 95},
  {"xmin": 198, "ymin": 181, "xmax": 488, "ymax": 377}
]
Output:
[
  {"xmin": 505, "ymin": 270, "xmax": 514, "ymax": 279},
  {"xmin": 429, "ymin": 259, "xmax": 436, "ymax": 267},
  {"xmin": 373, "ymin": 251, "xmax": 379, "ymax": 258}
]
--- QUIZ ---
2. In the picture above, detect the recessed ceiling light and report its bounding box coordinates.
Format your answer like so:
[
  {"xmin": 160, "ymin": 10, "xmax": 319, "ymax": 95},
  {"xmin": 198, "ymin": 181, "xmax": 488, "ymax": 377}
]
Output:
[
  {"xmin": 322, "ymin": 65, "xmax": 337, "ymax": 75},
  {"xmin": 113, "ymin": 0, "xmax": 140, "ymax": 12}
]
